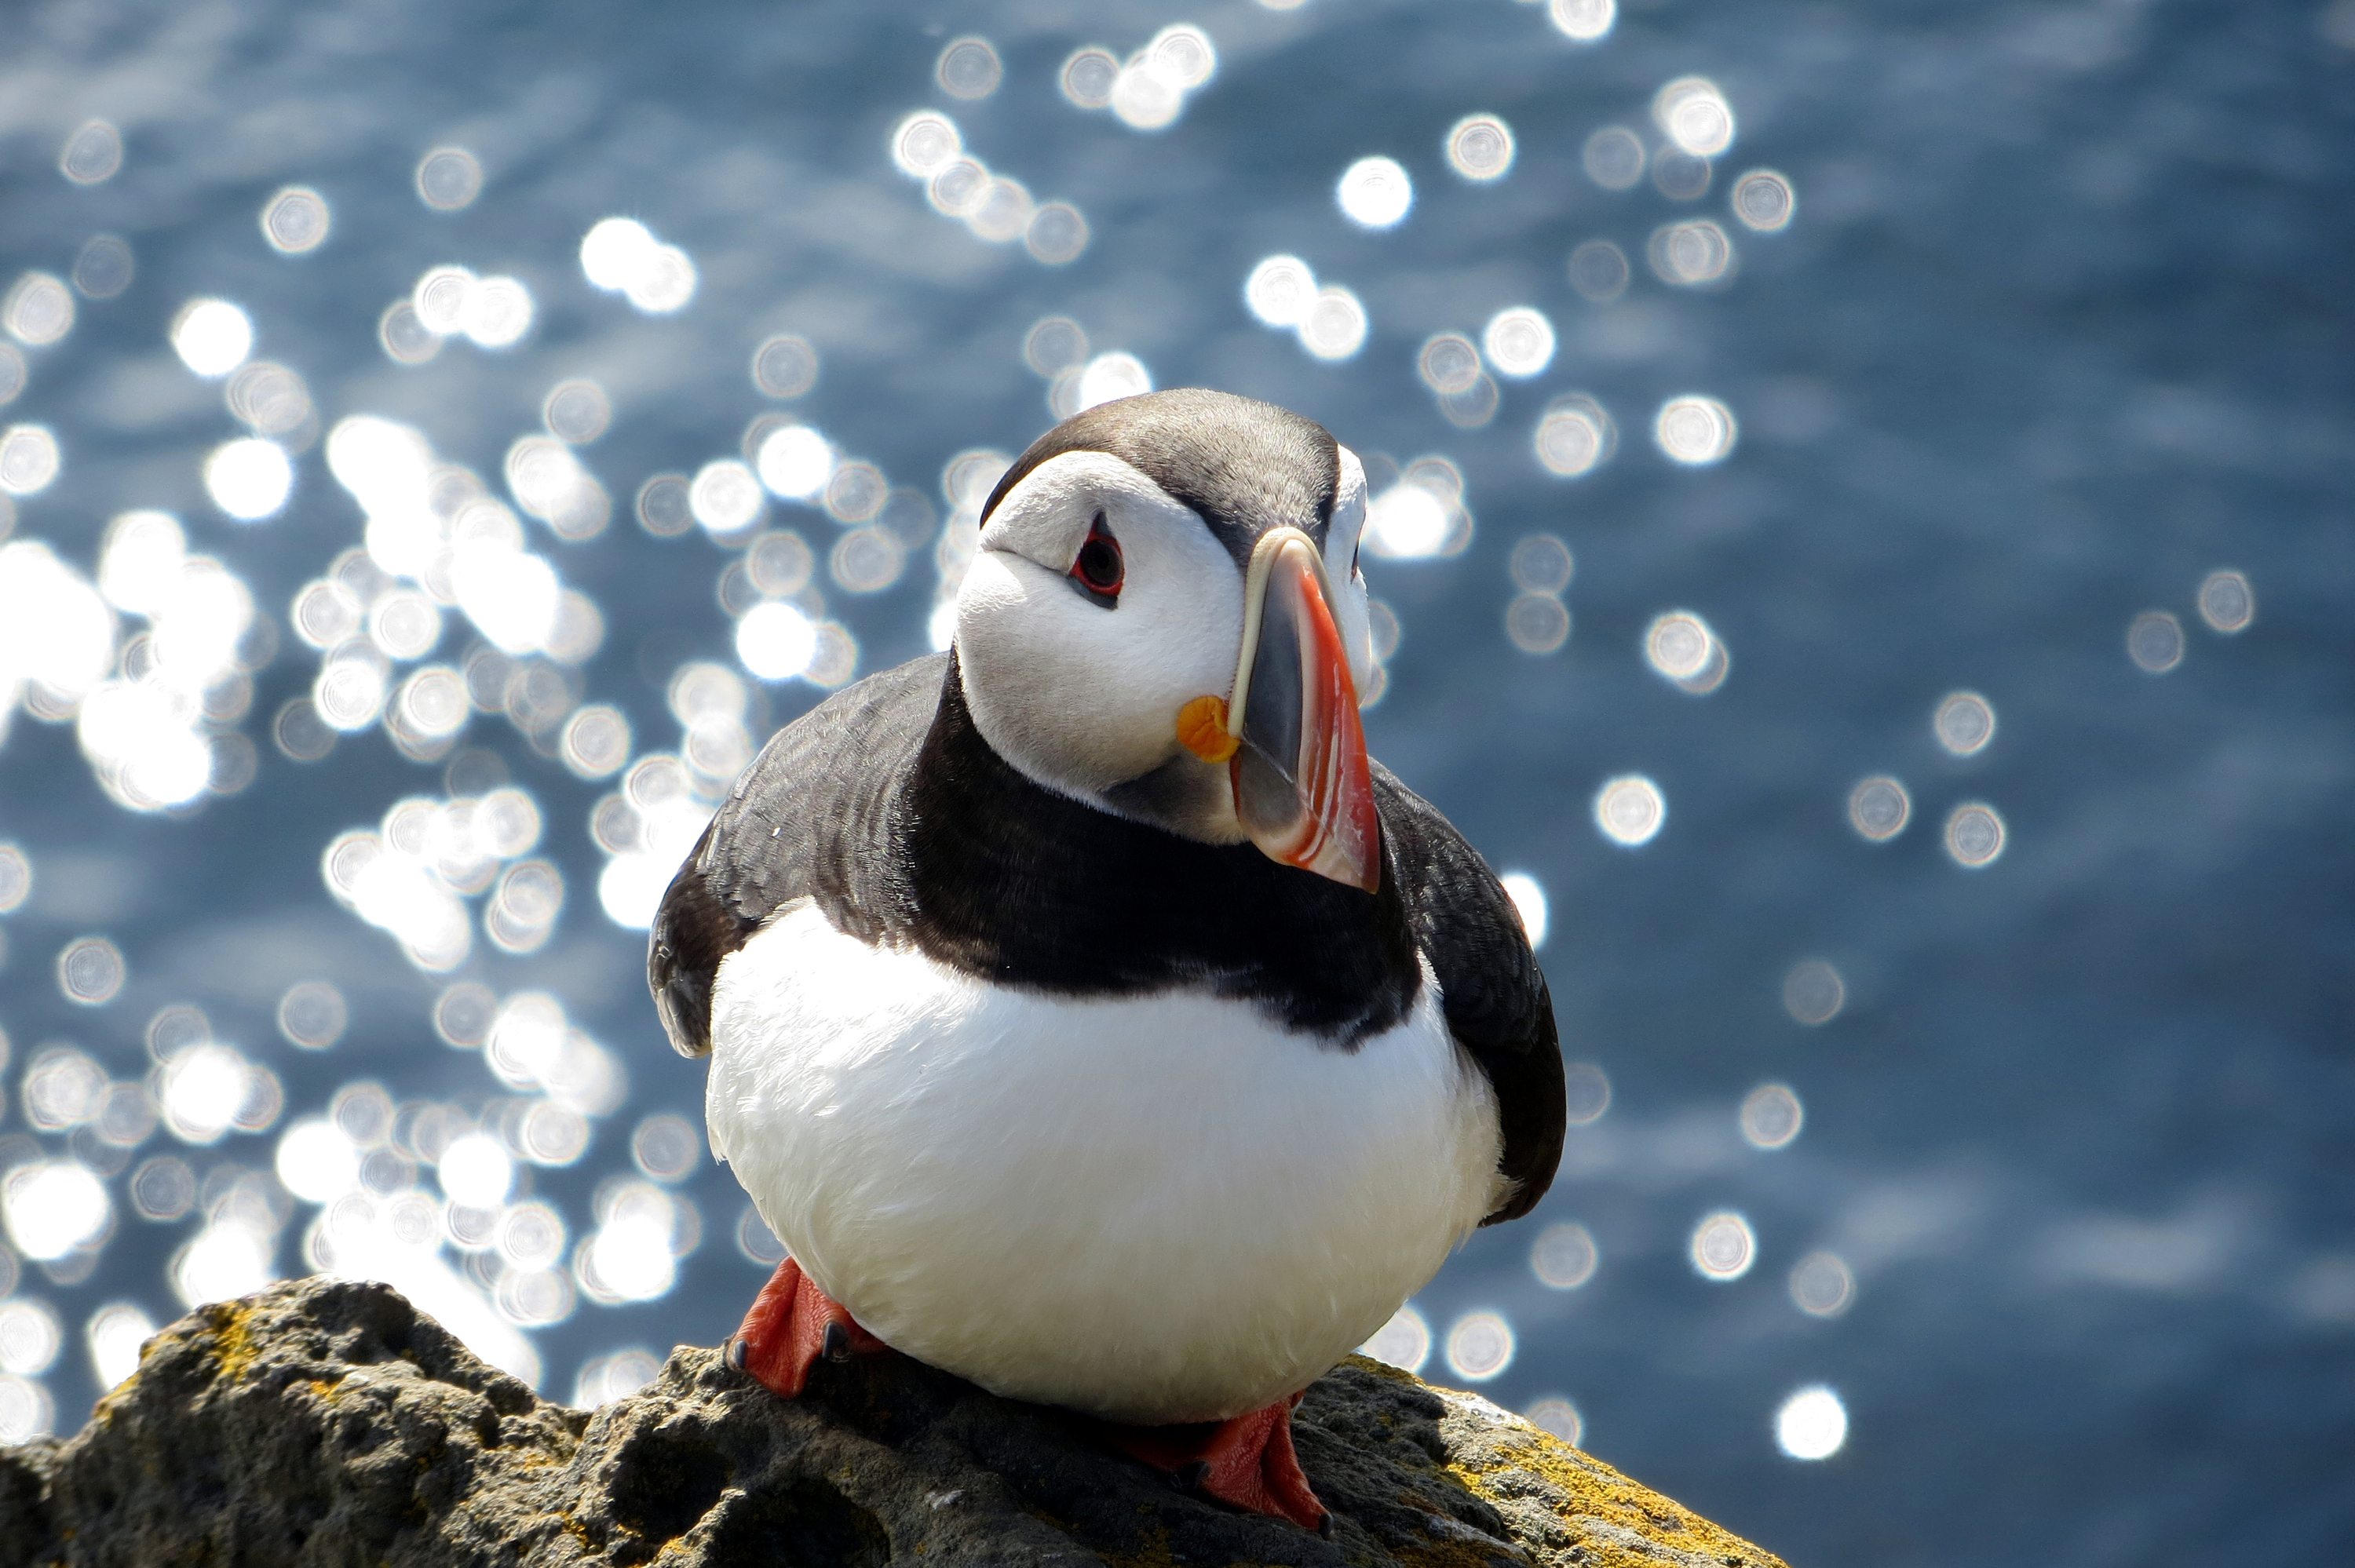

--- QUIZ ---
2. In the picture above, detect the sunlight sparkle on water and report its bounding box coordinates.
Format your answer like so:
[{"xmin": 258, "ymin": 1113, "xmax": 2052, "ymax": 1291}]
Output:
[
  {"xmin": 1499, "ymin": 872, "xmax": 1549, "ymax": 949},
  {"xmin": 0, "ymin": 425, "xmax": 60, "ymax": 494},
  {"xmin": 206, "ymin": 439, "xmax": 294, "ymax": 520},
  {"xmin": 1848, "ymin": 776, "xmax": 1910, "ymax": 841},
  {"xmin": 1568, "ymin": 240, "xmax": 1630, "ymax": 301},
  {"xmin": 1447, "ymin": 115, "xmax": 1515, "ymax": 181},
  {"xmin": 261, "ymin": 187, "xmax": 330, "ymax": 253},
  {"xmin": 1483, "ymin": 307, "xmax": 1555, "ymax": 377},
  {"xmin": 1741, "ymin": 1085, "xmax": 1805, "ymax": 1149},
  {"xmin": 1532, "ymin": 1222, "xmax": 1598, "ymax": 1289},
  {"xmin": 86, "ymin": 1304, "xmax": 155, "ymax": 1389},
  {"xmin": 1655, "ymin": 77, "xmax": 1736, "ymax": 157},
  {"xmin": 1783, "ymin": 959, "xmax": 1845, "ymax": 1024},
  {"xmin": 416, "ymin": 148, "xmax": 483, "ymax": 210},
  {"xmin": 1594, "ymin": 775, "xmax": 1664, "ymax": 846},
  {"xmin": 3, "ymin": 1161, "xmax": 111, "ymax": 1260},
  {"xmin": 936, "ymin": 37, "xmax": 1002, "ymax": 100},
  {"xmin": 1655, "ymin": 396, "xmax": 1738, "ymax": 465},
  {"xmin": 0, "ymin": 1300, "xmax": 61, "ymax": 1377},
  {"xmin": 2197, "ymin": 569, "xmax": 2254, "ymax": 633},
  {"xmin": 1359, "ymin": 1305, "xmax": 1430, "ymax": 1373},
  {"xmin": 579, "ymin": 219, "xmax": 696, "ymax": 315},
  {"xmin": 60, "ymin": 120, "xmax": 122, "ymax": 184},
  {"xmin": 5, "ymin": 273, "xmax": 74, "ymax": 346},
  {"xmin": 1444, "ymin": 1312, "xmax": 1515, "ymax": 1381},
  {"xmin": 1336, "ymin": 157, "xmax": 1412, "ymax": 228},
  {"xmin": 2127, "ymin": 611, "xmax": 2185, "ymax": 673},
  {"xmin": 1525, "ymin": 1396, "xmax": 1583, "ymax": 1446},
  {"xmin": 1944, "ymin": 803, "xmax": 2006, "ymax": 868},
  {"xmin": 1934, "ymin": 691, "xmax": 1996, "ymax": 755},
  {"xmin": 1732, "ymin": 170, "xmax": 1795, "ymax": 231},
  {"xmin": 1776, "ymin": 1385, "xmax": 1847, "ymax": 1460},
  {"xmin": 1789, "ymin": 1253, "xmax": 1855, "ymax": 1317},
  {"xmin": 1691, "ymin": 1211, "xmax": 1755, "ymax": 1280},
  {"xmin": 172, "ymin": 300, "xmax": 253, "ymax": 377}
]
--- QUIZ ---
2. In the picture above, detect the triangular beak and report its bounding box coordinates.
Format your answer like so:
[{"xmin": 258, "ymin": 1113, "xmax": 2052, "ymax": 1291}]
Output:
[{"xmin": 1223, "ymin": 529, "xmax": 1381, "ymax": 892}]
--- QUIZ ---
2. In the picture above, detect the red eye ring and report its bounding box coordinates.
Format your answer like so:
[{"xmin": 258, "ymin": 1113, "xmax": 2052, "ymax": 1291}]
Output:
[{"xmin": 1070, "ymin": 512, "xmax": 1123, "ymax": 603}]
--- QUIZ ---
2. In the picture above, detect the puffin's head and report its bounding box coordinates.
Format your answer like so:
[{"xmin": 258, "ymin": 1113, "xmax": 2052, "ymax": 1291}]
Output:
[{"xmin": 954, "ymin": 388, "xmax": 1381, "ymax": 892}]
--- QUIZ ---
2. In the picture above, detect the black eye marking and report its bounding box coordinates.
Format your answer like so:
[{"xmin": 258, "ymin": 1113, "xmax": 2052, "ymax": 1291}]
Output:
[{"xmin": 1069, "ymin": 511, "xmax": 1123, "ymax": 607}]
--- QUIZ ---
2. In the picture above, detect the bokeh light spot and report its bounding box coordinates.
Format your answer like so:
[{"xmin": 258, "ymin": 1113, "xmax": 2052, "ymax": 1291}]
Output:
[
  {"xmin": 1783, "ymin": 959, "xmax": 1846, "ymax": 1025},
  {"xmin": 1483, "ymin": 307, "xmax": 1554, "ymax": 377},
  {"xmin": 751, "ymin": 334, "xmax": 819, "ymax": 398},
  {"xmin": 60, "ymin": 121, "xmax": 123, "ymax": 184},
  {"xmin": 1337, "ymin": 157, "xmax": 1413, "ymax": 228},
  {"xmin": 1654, "ymin": 76, "xmax": 1736, "ymax": 157},
  {"xmin": 57, "ymin": 935, "xmax": 126, "ymax": 1005},
  {"xmin": 1525, "ymin": 1396, "xmax": 1583, "ymax": 1446},
  {"xmin": 172, "ymin": 299, "xmax": 253, "ymax": 377},
  {"xmin": 1499, "ymin": 871, "xmax": 1549, "ymax": 948},
  {"xmin": 1847, "ymin": 776, "xmax": 1910, "ymax": 841},
  {"xmin": 1532, "ymin": 1223, "xmax": 1597, "ymax": 1289},
  {"xmin": 1933, "ymin": 691, "xmax": 1996, "ymax": 755},
  {"xmin": 1505, "ymin": 594, "xmax": 1571, "ymax": 655},
  {"xmin": 260, "ymin": 187, "xmax": 330, "ymax": 253},
  {"xmin": 1789, "ymin": 1253, "xmax": 1855, "ymax": 1318},
  {"xmin": 1731, "ymin": 169, "xmax": 1795, "ymax": 231},
  {"xmin": 1690, "ymin": 1211, "xmax": 1754, "ymax": 1280},
  {"xmin": 1775, "ymin": 1385, "xmax": 1848, "ymax": 1460},
  {"xmin": 1568, "ymin": 240, "xmax": 1630, "ymax": 302},
  {"xmin": 5, "ymin": 273, "xmax": 75, "ymax": 347},
  {"xmin": 1654, "ymin": 396, "xmax": 1738, "ymax": 465},
  {"xmin": 1359, "ymin": 1305, "xmax": 1429, "ymax": 1373},
  {"xmin": 416, "ymin": 147, "xmax": 484, "ymax": 210},
  {"xmin": 2197, "ymin": 569, "xmax": 2254, "ymax": 633},
  {"xmin": 205, "ymin": 439, "xmax": 294, "ymax": 520},
  {"xmin": 1944, "ymin": 803, "xmax": 2006, "ymax": 868},
  {"xmin": 1582, "ymin": 127, "xmax": 1645, "ymax": 191},
  {"xmin": 277, "ymin": 980, "xmax": 348, "ymax": 1049},
  {"xmin": 1741, "ymin": 1084, "xmax": 1805, "ymax": 1149},
  {"xmin": 1594, "ymin": 775, "xmax": 1664, "ymax": 846},
  {"xmin": 2127, "ymin": 610, "xmax": 2185, "ymax": 673},
  {"xmin": 1444, "ymin": 1311, "xmax": 1514, "ymax": 1380},
  {"xmin": 937, "ymin": 37, "xmax": 1002, "ymax": 100},
  {"xmin": 1447, "ymin": 115, "xmax": 1515, "ymax": 181}
]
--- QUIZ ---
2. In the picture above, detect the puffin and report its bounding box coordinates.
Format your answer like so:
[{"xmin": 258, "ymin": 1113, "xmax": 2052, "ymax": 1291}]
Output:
[{"xmin": 649, "ymin": 388, "xmax": 1565, "ymax": 1535}]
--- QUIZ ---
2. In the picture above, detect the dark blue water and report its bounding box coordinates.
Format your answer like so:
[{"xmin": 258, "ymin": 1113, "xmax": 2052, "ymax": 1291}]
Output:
[{"xmin": 0, "ymin": 2, "xmax": 2349, "ymax": 1563}]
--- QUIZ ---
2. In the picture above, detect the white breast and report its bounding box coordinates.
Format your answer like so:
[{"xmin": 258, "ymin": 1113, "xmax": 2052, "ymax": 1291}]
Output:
[{"xmin": 706, "ymin": 900, "xmax": 1502, "ymax": 1425}]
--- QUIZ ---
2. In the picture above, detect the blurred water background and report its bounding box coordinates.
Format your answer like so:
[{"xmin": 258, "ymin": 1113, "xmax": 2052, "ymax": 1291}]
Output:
[{"xmin": 0, "ymin": 1, "xmax": 2350, "ymax": 1562}]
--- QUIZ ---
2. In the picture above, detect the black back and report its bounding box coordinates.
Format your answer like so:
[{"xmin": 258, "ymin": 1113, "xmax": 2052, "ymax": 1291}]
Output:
[{"xmin": 648, "ymin": 654, "xmax": 1565, "ymax": 1224}]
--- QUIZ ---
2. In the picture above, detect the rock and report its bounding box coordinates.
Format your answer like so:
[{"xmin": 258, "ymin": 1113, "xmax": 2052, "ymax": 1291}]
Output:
[{"xmin": 0, "ymin": 1277, "xmax": 1787, "ymax": 1568}]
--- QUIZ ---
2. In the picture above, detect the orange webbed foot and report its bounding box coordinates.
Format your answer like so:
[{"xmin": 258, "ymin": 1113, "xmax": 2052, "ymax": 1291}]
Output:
[
  {"xmin": 725, "ymin": 1255, "xmax": 889, "ymax": 1399},
  {"xmin": 1105, "ymin": 1392, "xmax": 1331, "ymax": 1537}
]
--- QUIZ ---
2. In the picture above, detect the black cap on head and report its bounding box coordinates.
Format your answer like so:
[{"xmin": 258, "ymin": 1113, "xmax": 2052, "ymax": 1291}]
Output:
[{"xmin": 980, "ymin": 388, "xmax": 1342, "ymax": 568}]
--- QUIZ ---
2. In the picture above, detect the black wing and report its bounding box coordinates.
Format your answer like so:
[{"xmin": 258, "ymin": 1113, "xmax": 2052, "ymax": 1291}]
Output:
[
  {"xmin": 1371, "ymin": 763, "xmax": 1566, "ymax": 1226},
  {"xmin": 646, "ymin": 655, "xmax": 945, "ymax": 1057}
]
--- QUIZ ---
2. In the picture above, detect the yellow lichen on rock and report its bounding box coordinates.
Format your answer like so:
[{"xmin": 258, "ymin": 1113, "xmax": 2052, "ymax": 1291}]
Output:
[
  {"xmin": 1427, "ymin": 1380, "xmax": 1787, "ymax": 1568},
  {"xmin": 198, "ymin": 1300, "xmax": 260, "ymax": 1384}
]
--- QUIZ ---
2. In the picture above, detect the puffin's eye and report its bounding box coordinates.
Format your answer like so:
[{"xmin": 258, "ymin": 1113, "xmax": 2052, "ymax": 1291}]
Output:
[{"xmin": 1069, "ymin": 512, "xmax": 1123, "ymax": 606}]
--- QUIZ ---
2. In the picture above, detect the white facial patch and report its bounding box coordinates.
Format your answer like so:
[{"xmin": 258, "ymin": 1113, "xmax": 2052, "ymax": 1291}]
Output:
[
  {"xmin": 1325, "ymin": 447, "xmax": 1375, "ymax": 695},
  {"xmin": 956, "ymin": 450, "xmax": 1244, "ymax": 814}
]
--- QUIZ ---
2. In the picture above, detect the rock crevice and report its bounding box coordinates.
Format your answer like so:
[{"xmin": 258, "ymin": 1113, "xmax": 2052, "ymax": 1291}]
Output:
[{"xmin": 0, "ymin": 1278, "xmax": 1786, "ymax": 1568}]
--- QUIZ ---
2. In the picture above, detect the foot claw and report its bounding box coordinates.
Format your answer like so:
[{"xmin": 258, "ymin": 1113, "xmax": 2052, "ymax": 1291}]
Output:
[
  {"xmin": 1316, "ymin": 1511, "xmax": 1334, "ymax": 1541},
  {"xmin": 729, "ymin": 1256, "xmax": 889, "ymax": 1400},
  {"xmin": 1176, "ymin": 1460, "xmax": 1210, "ymax": 1492}
]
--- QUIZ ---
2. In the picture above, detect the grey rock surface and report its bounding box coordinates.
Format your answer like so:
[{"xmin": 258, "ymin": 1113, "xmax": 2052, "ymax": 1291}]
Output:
[{"xmin": 0, "ymin": 1277, "xmax": 1788, "ymax": 1567}]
